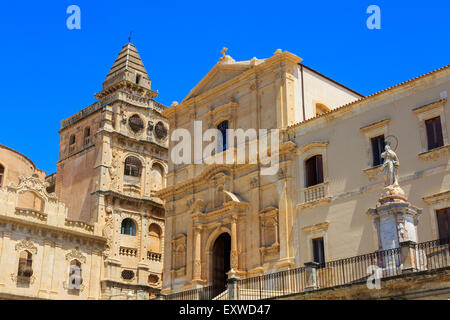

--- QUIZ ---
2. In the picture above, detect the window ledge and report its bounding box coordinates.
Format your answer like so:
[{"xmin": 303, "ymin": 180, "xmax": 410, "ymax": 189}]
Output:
[
  {"xmin": 418, "ymin": 145, "xmax": 450, "ymax": 161},
  {"xmin": 363, "ymin": 164, "xmax": 382, "ymax": 179}
]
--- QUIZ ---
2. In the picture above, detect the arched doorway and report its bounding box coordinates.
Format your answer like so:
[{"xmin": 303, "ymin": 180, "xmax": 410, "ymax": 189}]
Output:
[{"xmin": 212, "ymin": 233, "xmax": 231, "ymax": 297}]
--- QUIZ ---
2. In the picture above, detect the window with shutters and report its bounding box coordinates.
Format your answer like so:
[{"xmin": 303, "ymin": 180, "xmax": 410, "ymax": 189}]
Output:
[
  {"xmin": 371, "ymin": 135, "xmax": 385, "ymax": 166},
  {"xmin": 312, "ymin": 237, "xmax": 325, "ymax": 267},
  {"xmin": 436, "ymin": 208, "xmax": 450, "ymax": 241},
  {"xmin": 305, "ymin": 155, "xmax": 324, "ymax": 188},
  {"xmin": 413, "ymin": 99, "xmax": 448, "ymax": 158},
  {"xmin": 425, "ymin": 116, "xmax": 444, "ymax": 150}
]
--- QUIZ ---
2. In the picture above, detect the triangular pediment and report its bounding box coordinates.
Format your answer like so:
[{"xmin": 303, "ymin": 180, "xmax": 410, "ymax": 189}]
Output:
[{"xmin": 184, "ymin": 62, "xmax": 256, "ymax": 101}]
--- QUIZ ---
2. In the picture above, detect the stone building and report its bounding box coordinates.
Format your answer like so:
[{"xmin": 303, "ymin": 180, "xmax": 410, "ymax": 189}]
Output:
[
  {"xmin": 157, "ymin": 48, "xmax": 450, "ymax": 299},
  {"xmin": 0, "ymin": 42, "xmax": 168, "ymax": 299}
]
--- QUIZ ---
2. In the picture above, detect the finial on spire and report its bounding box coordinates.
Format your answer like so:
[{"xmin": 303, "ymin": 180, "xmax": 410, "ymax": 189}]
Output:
[{"xmin": 128, "ymin": 31, "xmax": 133, "ymax": 43}]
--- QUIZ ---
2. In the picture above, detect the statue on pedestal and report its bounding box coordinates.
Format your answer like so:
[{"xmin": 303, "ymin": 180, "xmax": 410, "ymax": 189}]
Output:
[{"xmin": 380, "ymin": 144, "xmax": 399, "ymax": 187}]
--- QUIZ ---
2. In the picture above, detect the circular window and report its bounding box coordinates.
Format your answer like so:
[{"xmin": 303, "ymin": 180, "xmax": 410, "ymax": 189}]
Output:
[
  {"xmin": 148, "ymin": 274, "xmax": 159, "ymax": 284},
  {"xmin": 154, "ymin": 121, "xmax": 168, "ymax": 140},
  {"xmin": 128, "ymin": 115, "xmax": 144, "ymax": 133},
  {"xmin": 121, "ymin": 270, "xmax": 135, "ymax": 280}
]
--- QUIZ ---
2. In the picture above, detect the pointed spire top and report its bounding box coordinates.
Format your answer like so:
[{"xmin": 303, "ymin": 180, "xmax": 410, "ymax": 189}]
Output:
[
  {"xmin": 128, "ymin": 31, "xmax": 133, "ymax": 43},
  {"xmin": 95, "ymin": 42, "xmax": 158, "ymax": 100}
]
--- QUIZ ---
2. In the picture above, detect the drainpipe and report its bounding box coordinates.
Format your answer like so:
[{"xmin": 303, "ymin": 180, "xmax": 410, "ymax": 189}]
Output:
[{"xmin": 300, "ymin": 64, "xmax": 306, "ymax": 121}]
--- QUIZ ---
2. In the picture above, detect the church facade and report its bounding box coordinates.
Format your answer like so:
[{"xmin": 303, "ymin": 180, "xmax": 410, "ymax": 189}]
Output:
[
  {"xmin": 0, "ymin": 43, "xmax": 168, "ymax": 299},
  {"xmin": 158, "ymin": 48, "xmax": 450, "ymax": 299}
]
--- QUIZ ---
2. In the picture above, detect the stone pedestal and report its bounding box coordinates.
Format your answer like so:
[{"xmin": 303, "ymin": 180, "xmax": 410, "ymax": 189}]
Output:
[
  {"xmin": 367, "ymin": 184, "xmax": 422, "ymax": 251},
  {"xmin": 304, "ymin": 262, "xmax": 319, "ymax": 291}
]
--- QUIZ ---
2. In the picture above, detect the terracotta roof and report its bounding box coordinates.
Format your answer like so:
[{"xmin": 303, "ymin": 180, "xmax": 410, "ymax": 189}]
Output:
[{"xmin": 288, "ymin": 64, "xmax": 450, "ymax": 131}]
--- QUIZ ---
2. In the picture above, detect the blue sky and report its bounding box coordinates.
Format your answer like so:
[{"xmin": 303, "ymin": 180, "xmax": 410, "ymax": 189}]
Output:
[{"xmin": 0, "ymin": 0, "xmax": 448, "ymax": 174}]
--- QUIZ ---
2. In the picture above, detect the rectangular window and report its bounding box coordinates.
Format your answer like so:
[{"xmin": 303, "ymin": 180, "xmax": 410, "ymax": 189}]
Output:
[
  {"xmin": 312, "ymin": 237, "xmax": 325, "ymax": 267},
  {"xmin": 425, "ymin": 116, "xmax": 444, "ymax": 150},
  {"xmin": 436, "ymin": 208, "xmax": 450, "ymax": 241},
  {"xmin": 305, "ymin": 155, "xmax": 324, "ymax": 187},
  {"xmin": 371, "ymin": 135, "xmax": 385, "ymax": 166}
]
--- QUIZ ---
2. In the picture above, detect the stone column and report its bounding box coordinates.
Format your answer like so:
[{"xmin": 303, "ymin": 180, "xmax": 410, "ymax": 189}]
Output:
[
  {"xmin": 227, "ymin": 269, "xmax": 241, "ymax": 300},
  {"xmin": 367, "ymin": 185, "xmax": 422, "ymax": 251},
  {"xmin": 192, "ymin": 226, "xmax": 202, "ymax": 282},
  {"xmin": 0, "ymin": 232, "xmax": 12, "ymax": 286},
  {"xmin": 230, "ymin": 214, "xmax": 239, "ymax": 270},
  {"xmin": 304, "ymin": 262, "xmax": 319, "ymax": 291},
  {"xmin": 400, "ymin": 240, "xmax": 418, "ymax": 273},
  {"xmin": 38, "ymin": 240, "xmax": 55, "ymax": 298}
]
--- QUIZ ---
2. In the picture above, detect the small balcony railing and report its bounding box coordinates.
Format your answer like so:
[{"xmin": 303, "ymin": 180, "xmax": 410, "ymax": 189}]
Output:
[
  {"xmin": 119, "ymin": 247, "xmax": 138, "ymax": 257},
  {"xmin": 68, "ymin": 144, "xmax": 76, "ymax": 155},
  {"xmin": 300, "ymin": 181, "xmax": 330, "ymax": 206},
  {"xmin": 147, "ymin": 251, "xmax": 162, "ymax": 262}
]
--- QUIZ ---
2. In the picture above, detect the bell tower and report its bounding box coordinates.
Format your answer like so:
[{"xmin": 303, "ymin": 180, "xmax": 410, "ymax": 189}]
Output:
[{"xmin": 56, "ymin": 42, "xmax": 168, "ymax": 299}]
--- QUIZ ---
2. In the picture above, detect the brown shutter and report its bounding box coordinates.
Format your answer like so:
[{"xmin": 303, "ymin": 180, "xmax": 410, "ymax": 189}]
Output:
[
  {"xmin": 316, "ymin": 155, "xmax": 324, "ymax": 184},
  {"xmin": 437, "ymin": 208, "xmax": 450, "ymax": 240},
  {"xmin": 425, "ymin": 118, "xmax": 435, "ymax": 150},
  {"xmin": 435, "ymin": 117, "xmax": 444, "ymax": 148}
]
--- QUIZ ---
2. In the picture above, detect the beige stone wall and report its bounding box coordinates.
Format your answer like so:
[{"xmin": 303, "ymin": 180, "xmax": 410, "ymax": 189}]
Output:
[{"xmin": 290, "ymin": 68, "xmax": 450, "ymax": 265}]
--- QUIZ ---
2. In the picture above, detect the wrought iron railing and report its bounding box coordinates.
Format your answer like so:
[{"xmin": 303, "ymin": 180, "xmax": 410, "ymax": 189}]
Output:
[
  {"xmin": 159, "ymin": 238, "xmax": 449, "ymax": 300},
  {"xmin": 163, "ymin": 285, "xmax": 214, "ymax": 300}
]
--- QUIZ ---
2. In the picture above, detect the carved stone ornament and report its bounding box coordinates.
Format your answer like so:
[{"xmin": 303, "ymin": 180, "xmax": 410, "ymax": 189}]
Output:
[
  {"xmin": 8, "ymin": 174, "xmax": 57, "ymax": 203},
  {"xmin": 102, "ymin": 215, "xmax": 114, "ymax": 258},
  {"xmin": 109, "ymin": 150, "xmax": 121, "ymax": 191},
  {"xmin": 66, "ymin": 249, "xmax": 87, "ymax": 264},
  {"xmin": 154, "ymin": 121, "xmax": 168, "ymax": 140},
  {"xmin": 15, "ymin": 240, "xmax": 37, "ymax": 255}
]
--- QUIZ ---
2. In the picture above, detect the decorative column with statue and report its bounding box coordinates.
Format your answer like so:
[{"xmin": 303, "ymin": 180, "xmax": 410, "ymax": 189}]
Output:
[{"xmin": 367, "ymin": 138, "xmax": 422, "ymax": 272}]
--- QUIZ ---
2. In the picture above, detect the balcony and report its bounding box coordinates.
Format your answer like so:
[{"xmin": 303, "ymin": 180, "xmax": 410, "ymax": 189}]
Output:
[
  {"xmin": 119, "ymin": 247, "xmax": 138, "ymax": 257},
  {"xmin": 68, "ymin": 144, "xmax": 76, "ymax": 155},
  {"xmin": 299, "ymin": 181, "xmax": 331, "ymax": 208},
  {"xmin": 147, "ymin": 251, "xmax": 162, "ymax": 262}
]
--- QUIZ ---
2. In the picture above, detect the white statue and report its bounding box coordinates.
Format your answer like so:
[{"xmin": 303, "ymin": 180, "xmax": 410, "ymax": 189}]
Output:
[{"xmin": 380, "ymin": 144, "xmax": 399, "ymax": 186}]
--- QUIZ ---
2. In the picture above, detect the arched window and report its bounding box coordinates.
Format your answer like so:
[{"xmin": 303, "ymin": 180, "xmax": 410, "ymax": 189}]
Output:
[
  {"xmin": 217, "ymin": 121, "xmax": 228, "ymax": 151},
  {"xmin": 305, "ymin": 155, "xmax": 324, "ymax": 187},
  {"xmin": 0, "ymin": 164, "xmax": 4, "ymax": 188},
  {"xmin": 151, "ymin": 163, "xmax": 164, "ymax": 192},
  {"xmin": 68, "ymin": 259, "xmax": 83, "ymax": 292},
  {"xmin": 18, "ymin": 251, "xmax": 33, "ymax": 278},
  {"xmin": 69, "ymin": 134, "xmax": 76, "ymax": 154},
  {"xmin": 148, "ymin": 223, "xmax": 162, "ymax": 253},
  {"xmin": 124, "ymin": 156, "xmax": 142, "ymax": 177},
  {"xmin": 315, "ymin": 103, "xmax": 330, "ymax": 116},
  {"xmin": 84, "ymin": 127, "xmax": 91, "ymax": 146},
  {"xmin": 121, "ymin": 218, "xmax": 136, "ymax": 236},
  {"xmin": 69, "ymin": 134, "xmax": 76, "ymax": 145}
]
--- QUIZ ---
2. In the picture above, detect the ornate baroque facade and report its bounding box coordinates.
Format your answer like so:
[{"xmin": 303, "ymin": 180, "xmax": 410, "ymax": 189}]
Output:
[{"xmin": 0, "ymin": 43, "xmax": 168, "ymax": 299}]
